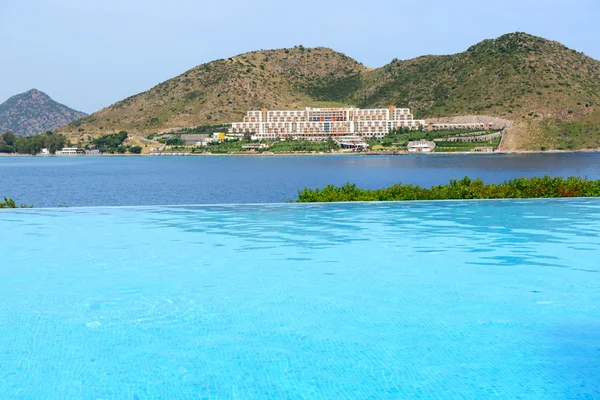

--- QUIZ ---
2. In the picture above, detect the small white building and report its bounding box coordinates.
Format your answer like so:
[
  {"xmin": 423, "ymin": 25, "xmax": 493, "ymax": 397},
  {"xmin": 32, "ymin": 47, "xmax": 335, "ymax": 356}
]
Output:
[
  {"xmin": 335, "ymin": 136, "xmax": 370, "ymax": 151},
  {"xmin": 241, "ymin": 143, "xmax": 269, "ymax": 151},
  {"xmin": 407, "ymin": 140, "xmax": 436, "ymax": 153},
  {"xmin": 39, "ymin": 148, "xmax": 50, "ymax": 155},
  {"xmin": 56, "ymin": 147, "xmax": 85, "ymax": 155},
  {"xmin": 195, "ymin": 137, "xmax": 217, "ymax": 147}
]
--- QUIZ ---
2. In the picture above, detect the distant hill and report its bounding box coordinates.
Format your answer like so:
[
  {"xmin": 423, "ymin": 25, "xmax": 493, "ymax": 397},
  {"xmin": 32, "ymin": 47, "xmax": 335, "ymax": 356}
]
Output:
[
  {"xmin": 60, "ymin": 33, "xmax": 600, "ymax": 150},
  {"xmin": 0, "ymin": 89, "xmax": 87, "ymax": 136}
]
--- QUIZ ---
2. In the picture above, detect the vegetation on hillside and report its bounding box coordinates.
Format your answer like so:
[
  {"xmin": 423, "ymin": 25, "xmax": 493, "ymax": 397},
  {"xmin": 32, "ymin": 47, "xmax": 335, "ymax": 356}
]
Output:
[
  {"xmin": 536, "ymin": 110, "xmax": 600, "ymax": 150},
  {"xmin": 294, "ymin": 176, "xmax": 600, "ymax": 202},
  {"xmin": 58, "ymin": 33, "xmax": 600, "ymax": 151},
  {"xmin": 61, "ymin": 46, "xmax": 365, "ymax": 138},
  {"xmin": 0, "ymin": 131, "xmax": 67, "ymax": 154},
  {"xmin": 357, "ymin": 33, "xmax": 600, "ymax": 122},
  {"xmin": 87, "ymin": 131, "xmax": 141, "ymax": 154},
  {"xmin": 90, "ymin": 131, "xmax": 128, "ymax": 153},
  {"xmin": 172, "ymin": 124, "xmax": 231, "ymax": 135}
]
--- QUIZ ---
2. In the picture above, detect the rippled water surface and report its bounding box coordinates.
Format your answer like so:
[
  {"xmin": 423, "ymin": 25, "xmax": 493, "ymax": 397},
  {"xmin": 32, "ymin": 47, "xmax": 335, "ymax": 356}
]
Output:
[
  {"xmin": 1, "ymin": 153, "xmax": 600, "ymax": 207},
  {"xmin": 1, "ymin": 200, "xmax": 599, "ymax": 398}
]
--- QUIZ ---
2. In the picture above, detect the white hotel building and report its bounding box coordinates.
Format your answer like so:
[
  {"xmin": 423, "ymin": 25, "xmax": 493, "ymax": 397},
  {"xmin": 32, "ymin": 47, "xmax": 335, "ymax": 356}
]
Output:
[{"xmin": 229, "ymin": 106, "xmax": 425, "ymax": 141}]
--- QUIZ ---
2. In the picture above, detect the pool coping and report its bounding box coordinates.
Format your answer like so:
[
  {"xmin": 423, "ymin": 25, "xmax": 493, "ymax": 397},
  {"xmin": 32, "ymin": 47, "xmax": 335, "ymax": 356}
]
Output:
[{"xmin": 2, "ymin": 196, "xmax": 600, "ymax": 212}]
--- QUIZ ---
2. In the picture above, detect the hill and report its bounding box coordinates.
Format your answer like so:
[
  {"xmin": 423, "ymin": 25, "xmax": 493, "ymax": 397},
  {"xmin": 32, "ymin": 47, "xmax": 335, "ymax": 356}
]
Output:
[
  {"xmin": 62, "ymin": 47, "xmax": 366, "ymax": 142},
  {"xmin": 60, "ymin": 33, "xmax": 600, "ymax": 150},
  {"xmin": 0, "ymin": 89, "xmax": 87, "ymax": 136},
  {"xmin": 357, "ymin": 33, "xmax": 600, "ymax": 150},
  {"xmin": 359, "ymin": 33, "xmax": 600, "ymax": 119}
]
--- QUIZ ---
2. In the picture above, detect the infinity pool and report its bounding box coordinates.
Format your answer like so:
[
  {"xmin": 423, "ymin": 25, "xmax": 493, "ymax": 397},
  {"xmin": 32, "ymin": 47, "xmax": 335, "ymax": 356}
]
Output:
[{"xmin": 1, "ymin": 200, "xmax": 599, "ymax": 399}]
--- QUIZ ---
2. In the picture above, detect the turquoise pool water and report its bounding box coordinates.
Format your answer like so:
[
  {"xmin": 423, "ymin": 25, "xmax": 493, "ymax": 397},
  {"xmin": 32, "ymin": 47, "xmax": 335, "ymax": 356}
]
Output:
[{"xmin": 1, "ymin": 200, "xmax": 599, "ymax": 399}]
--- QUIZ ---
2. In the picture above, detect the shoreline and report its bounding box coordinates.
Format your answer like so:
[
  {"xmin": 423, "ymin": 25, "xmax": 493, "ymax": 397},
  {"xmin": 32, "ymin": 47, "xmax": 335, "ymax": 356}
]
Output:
[{"xmin": 2, "ymin": 148, "xmax": 600, "ymax": 157}]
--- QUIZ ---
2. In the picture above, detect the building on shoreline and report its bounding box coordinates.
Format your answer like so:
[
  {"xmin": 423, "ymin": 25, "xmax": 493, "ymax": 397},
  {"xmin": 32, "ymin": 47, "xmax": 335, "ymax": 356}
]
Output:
[
  {"xmin": 56, "ymin": 147, "xmax": 85, "ymax": 155},
  {"xmin": 334, "ymin": 135, "xmax": 370, "ymax": 151},
  {"xmin": 407, "ymin": 140, "xmax": 436, "ymax": 153},
  {"xmin": 242, "ymin": 143, "xmax": 270, "ymax": 151},
  {"xmin": 230, "ymin": 106, "xmax": 425, "ymax": 141}
]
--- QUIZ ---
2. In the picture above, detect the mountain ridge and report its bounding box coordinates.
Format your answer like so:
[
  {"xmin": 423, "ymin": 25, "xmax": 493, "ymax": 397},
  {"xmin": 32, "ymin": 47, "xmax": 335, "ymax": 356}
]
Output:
[
  {"xmin": 0, "ymin": 89, "xmax": 87, "ymax": 136},
  {"xmin": 59, "ymin": 33, "xmax": 600, "ymax": 150}
]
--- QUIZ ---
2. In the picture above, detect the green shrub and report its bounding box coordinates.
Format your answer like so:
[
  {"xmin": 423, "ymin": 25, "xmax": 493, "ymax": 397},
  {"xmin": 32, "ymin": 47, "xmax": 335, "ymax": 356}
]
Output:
[
  {"xmin": 185, "ymin": 91, "xmax": 202, "ymax": 100},
  {"xmin": 294, "ymin": 176, "xmax": 600, "ymax": 202},
  {"xmin": 0, "ymin": 197, "xmax": 30, "ymax": 208},
  {"xmin": 91, "ymin": 131, "xmax": 128, "ymax": 154},
  {"xmin": 166, "ymin": 138, "xmax": 185, "ymax": 146}
]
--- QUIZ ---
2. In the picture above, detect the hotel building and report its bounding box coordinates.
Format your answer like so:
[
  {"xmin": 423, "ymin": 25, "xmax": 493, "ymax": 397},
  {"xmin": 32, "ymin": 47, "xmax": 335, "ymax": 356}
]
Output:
[{"xmin": 230, "ymin": 106, "xmax": 425, "ymax": 140}]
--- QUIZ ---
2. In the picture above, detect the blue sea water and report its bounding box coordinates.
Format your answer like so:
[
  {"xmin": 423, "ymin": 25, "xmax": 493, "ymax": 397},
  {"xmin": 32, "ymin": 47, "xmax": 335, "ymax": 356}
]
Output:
[
  {"xmin": 1, "ymin": 200, "xmax": 599, "ymax": 398},
  {"xmin": 1, "ymin": 153, "xmax": 600, "ymax": 207}
]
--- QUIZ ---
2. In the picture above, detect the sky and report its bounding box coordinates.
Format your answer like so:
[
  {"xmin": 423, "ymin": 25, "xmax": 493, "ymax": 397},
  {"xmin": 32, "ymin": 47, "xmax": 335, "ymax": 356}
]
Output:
[{"xmin": 1, "ymin": 0, "xmax": 599, "ymax": 114}]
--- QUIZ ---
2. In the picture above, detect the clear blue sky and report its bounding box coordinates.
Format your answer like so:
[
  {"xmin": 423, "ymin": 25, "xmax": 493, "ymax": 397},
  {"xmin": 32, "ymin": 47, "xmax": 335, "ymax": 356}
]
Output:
[{"xmin": 1, "ymin": 0, "xmax": 598, "ymax": 114}]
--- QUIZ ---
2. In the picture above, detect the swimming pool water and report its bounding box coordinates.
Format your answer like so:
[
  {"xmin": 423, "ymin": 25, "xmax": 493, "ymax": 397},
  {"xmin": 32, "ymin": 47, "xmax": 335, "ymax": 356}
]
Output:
[{"xmin": 1, "ymin": 200, "xmax": 599, "ymax": 399}]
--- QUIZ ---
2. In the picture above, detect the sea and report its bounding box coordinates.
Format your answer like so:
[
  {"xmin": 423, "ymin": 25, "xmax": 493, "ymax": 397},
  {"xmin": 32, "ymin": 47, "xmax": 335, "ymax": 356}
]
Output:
[
  {"xmin": 2, "ymin": 154, "xmax": 600, "ymax": 398},
  {"xmin": 1, "ymin": 153, "xmax": 600, "ymax": 207}
]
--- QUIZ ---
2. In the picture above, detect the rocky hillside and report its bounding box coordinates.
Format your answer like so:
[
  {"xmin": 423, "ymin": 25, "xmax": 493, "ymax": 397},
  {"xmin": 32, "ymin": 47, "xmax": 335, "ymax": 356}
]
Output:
[
  {"xmin": 60, "ymin": 33, "xmax": 600, "ymax": 150},
  {"xmin": 0, "ymin": 89, "xmax": 87, "ymax": 136},
  {"xmin": 359, "ymin": 33, "xmax": 600, "ymax": 120},
  {"xmin": 358, "ymin": 33, "xmax": 600, "ymax": 150},
  {"xmin": 62, "ymin": 47, "xmax": 365, "ymax": 138}
]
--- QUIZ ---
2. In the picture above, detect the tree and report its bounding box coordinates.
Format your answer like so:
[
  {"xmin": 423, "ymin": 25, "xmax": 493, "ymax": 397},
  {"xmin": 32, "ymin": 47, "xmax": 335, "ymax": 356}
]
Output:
[
  {"xmin": 46, "ymin": 133, "xmax": 66, "ymax": 154},
  {"xmin": 129, "ymin": 146, "xmax": 142, "ymax": 154},
  {"xmin": 326, "ymin": 137, "xmax": 338, "ymax": 151},
  {"xmin": 2, "ymin": 131, "xmax": 15, "ymax": 146},
  {"xmin": 92, "ymin": 131, "xmax": 128, "ymax": 153},
  {"xmin": 166, "ymin": 138, "xmax": 184, "ymax": 146}
]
